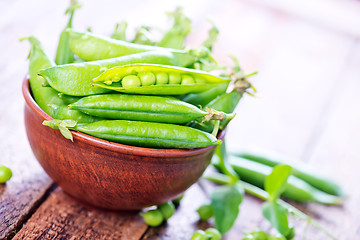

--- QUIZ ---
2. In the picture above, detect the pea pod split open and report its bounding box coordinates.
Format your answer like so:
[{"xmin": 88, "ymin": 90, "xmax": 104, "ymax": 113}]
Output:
[
  {"xmin": 39, "ymin": 50, "xmax": 197, "ymax": 96},
  {"xmin": 69, "ymin": 94, "xmax": 234, "ymax": 124},
  {"xmin": 92, "ymin": 64, "xmax": 230, "ymax": 95},
  {"xmin": 44, "ymin": 119, "xmax": 221, "ymax": 149}
]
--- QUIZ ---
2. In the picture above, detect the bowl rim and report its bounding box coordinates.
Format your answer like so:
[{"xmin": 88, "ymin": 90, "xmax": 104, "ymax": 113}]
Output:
[{"xmin": 22, "ymin": 76, "xmax": 225, "ymax": 157}]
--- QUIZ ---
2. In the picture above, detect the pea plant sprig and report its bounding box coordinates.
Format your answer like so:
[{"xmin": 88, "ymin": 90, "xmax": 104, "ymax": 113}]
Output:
[
  {"xmin": 196, "ymin": 140, "xmax": 244, "ymax": 235},
  {"xmin": 203, "ymin": 144, "xmax": 337, "ymax": 239},
  {"xmin": 262, "ymin": 164, "xmax": 295, "ymax": 239}
]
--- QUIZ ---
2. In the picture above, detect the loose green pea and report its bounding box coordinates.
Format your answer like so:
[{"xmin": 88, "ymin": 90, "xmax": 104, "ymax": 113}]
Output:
[
  {"xmin": 246, "ymin": 230, "xmax": 268, "ymax": 240},
  {"xmin": 140, "ymin": 209, "xmax": 164, "ymax": 227},
  {"xmin": 190, "ymin": 230, "xmax": 207, "ymax": 240},
  {"xmin": 156, "ymin": 72, "xmax": 169, "ymax": 85},
  {"xmin": 268, "ymin": 236, "xmax": 286, "ymax": 240},
  {"xmin": 169, "ymin": 72, "xmax": 181, "ymax": 84},
  {"xmin": 205, "ymin": 228, "xmax": 222, "ymax": 240},
  {"xmin": 286, "ymin": 227, "xmax": 295, "ymax": 240},
  {"xmin": 196, "ymin": 204, "xmax": 213, "ymax": 221},
  {"xmin": 181, "ymin": 75, "xmax": 195, "ymax": 85},
  {"xmin": 122, "ymin": 75, "xmax": 141, "ymax": 88},
  {"xmin": 138, "ymin": 72, "xmax": 156, "ymax": 86},
  {"xmin": 196, "ymin": 78, "xmax": 207, "ymax": 83},
  {"xmin": 172, "ymin": 194, "xmax": 184, "ymax": 205},
  {"xmin": 0, "ymin": 165, "xmax": 12, "ymax": 184},
  {"xmin": 158, "ymin": 201, "xmax": 175, "ymax": 220}
]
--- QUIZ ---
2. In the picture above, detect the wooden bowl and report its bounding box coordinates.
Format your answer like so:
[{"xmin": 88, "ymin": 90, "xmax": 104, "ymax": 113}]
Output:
[{"xmin": 22, "ymin": 78, "xmax": 224, "ymax": 210}]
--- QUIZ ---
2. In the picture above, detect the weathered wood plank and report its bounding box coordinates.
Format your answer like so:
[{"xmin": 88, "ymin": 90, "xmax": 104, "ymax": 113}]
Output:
[
  {"xmin": 300, "ymin": 41, "xmax": 360, "ymax": 239},
  {"xmin": 13, "ymin": 188, "xmax": 148, "ymax": 240}
]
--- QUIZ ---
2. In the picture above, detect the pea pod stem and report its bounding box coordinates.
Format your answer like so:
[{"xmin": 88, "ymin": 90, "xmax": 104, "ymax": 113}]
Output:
[{"xmin": 203, "ymin": 172, "xmax": 336, "ymax": 240}]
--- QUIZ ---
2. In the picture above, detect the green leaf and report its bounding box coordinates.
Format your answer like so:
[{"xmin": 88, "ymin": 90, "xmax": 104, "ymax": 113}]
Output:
[
  {"xmin": 158, "ymin": 7, "xmax": 192, "ymax": 49},
  {"xmin": 59, "ymin": 125, "xmax": 73, "ymax": 141},
  {"xmin": 265, "ymin": 164, "xmax": 292, "ymax": 202},
  {"xmin": 43, "ymin": 119, "xmax": 76, "ymax": 141},
  {"xmin": 42, "ymin": 119, "xmax": 61, "ymax": 129},
  {"xmin": 211, "ymin": 183, "xmax": 244, "ymax": 234},
  {"xmin": 262, "ymin": 202, "xmax": 291, "ymax": 237},
  {"xmin": 202, "ymin": 20, "xmax": 219, "ymax": 50}
]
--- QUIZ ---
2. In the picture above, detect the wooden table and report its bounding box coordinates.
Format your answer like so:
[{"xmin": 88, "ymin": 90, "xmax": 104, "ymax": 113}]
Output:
[{"xmin": 1, "ymin": 0, "xmax": 359, "ymax": 239}]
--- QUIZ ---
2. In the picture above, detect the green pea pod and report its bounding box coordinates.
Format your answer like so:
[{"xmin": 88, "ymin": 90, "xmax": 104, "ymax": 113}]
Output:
[
  {"xmin": 178, "ymin": 82, "xmax": 229, "ymax": 107},
  {"xmin": 69, "ymin": 94, "xmax": 230, "ymax": 124},
  {"xmin": 225, "ymin": 156, "xmax": 342, "ymax": 205},
  {"xmin": 68, "ymin": 29, "xmax": 181, "ymax": 61},
  {"xmin": 92, "ymin": 64, "xmax": 230, "ymax": 95},
  {"xmin": 231, "ymin": 149, "xmax": 344, "ymax": 197},
  {"xmin": 58, "ymin": 93, "xmax": 81, "ymax": 105},
  {"xmin": 207, "ymin": 90, "xmax": 243, "ymax": 114},
  {"xmin": 191, "ymin": 90, "xmax": 242, "ymax": 132},
  {"xmin": 73, "ymin": 120, "xmax": 221, "ymax": 149},
  {"xmin": 39, "ymin": 50, "xmax": 197, "ymax": 96},
  {"xmin": 55, "ymin": 0, "xmax": 81, "ymax": 65},
  {"xmin": 23, "ymin": 37, "xmax": 100, "ymax": 123}
]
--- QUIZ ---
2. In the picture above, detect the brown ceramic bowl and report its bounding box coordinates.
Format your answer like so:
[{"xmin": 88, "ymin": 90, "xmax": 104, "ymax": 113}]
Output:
[{"xmin": 22, "ymin": 77, "xmax": 224, "ymax": 210}]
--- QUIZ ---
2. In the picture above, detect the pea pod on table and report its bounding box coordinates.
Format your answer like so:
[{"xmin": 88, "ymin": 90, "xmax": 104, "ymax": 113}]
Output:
[
  {"xmin": 223, "ymin": 156, "xmax": 342, "ymax": 205},
  {"xmin": 39, "ymin": 50, "xmax": 197, "ymax": 96},
  {"xmin": 232, "ymin": 149, "xmax": 344, "ymax": 197},
  {"xmin": 69, "ymin": 94, "xmax": 233, "ymax": 124},
  {"xmin": 44, "ymin": 119, "xmax": 221, "ymax": 149},
  {"xmin": 92, "ymin": 64, "xmax": 230, "ymax": 95}
]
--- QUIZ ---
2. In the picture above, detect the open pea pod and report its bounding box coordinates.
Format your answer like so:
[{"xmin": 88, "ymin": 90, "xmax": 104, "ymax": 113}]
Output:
[{"xmin": 92, "ymin": 64, "xmax": 230, "ymax": 95}]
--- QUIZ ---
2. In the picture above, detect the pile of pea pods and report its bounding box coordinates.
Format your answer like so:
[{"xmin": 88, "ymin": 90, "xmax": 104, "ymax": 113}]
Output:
[{"xmin": 24, "ymin": 3, "xmax": 254, "ymax": 149}]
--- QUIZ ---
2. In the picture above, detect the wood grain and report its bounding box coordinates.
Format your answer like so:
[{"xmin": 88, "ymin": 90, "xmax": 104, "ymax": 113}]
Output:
[
  {"xmin": 13, "ymin": 188, "xmax": 148, "ymax": 240},
  {"xmin": 301, "ymin": 41, "xmax": 360, "ymax": 239}
]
